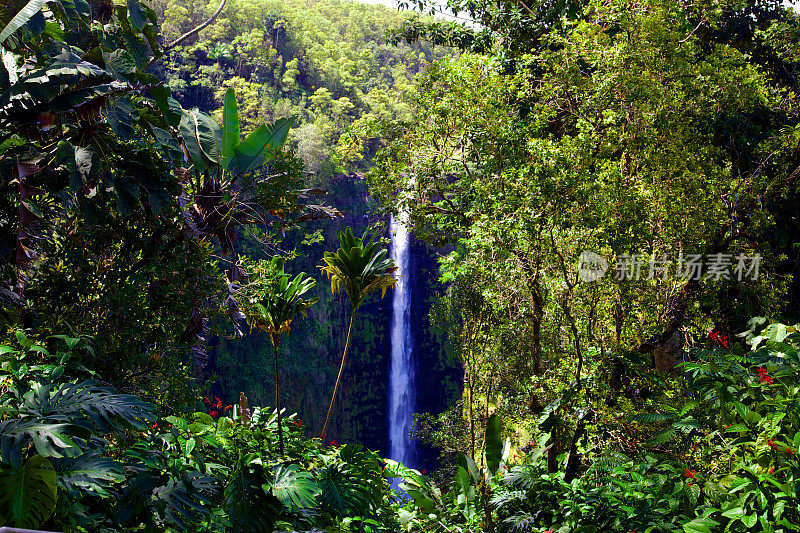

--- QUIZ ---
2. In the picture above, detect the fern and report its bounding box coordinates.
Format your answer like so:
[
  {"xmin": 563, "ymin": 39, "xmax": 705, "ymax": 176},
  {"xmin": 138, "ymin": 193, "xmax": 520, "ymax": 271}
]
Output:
[
  {"xmin": 587, "ymin": 452, "xmax": 629, "ymax": 475},
  {"xmin": 628, "ymin": 413, "xmax": 673, "ymax": 424},
  {"xmin": 506, "ymin": 514, "xmax": 540, "ymax": 533},
  {"xmin": 502, "ymin": 465, "xmax": 540, "ymax": 490}
]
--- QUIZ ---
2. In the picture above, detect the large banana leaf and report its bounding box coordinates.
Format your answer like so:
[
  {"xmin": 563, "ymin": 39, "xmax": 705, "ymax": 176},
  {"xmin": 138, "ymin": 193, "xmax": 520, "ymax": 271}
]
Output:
[
  {"xmin": 484, "ymin": 413, "xmax": 503, "ymax": 475},
  {"xmin": 230, "ymin": 117, "xmax": 294, "ymax": 176},
  {"xmin": 220, "ymin": 87, "xmax": 239, "ymax": 170},
  {"xmin": 179, "ymin": 109, "xmax": 219, "ymax": 172},
  {"xmin": 0, "ymin": 0, "xmax": 49, "ymax": 44},
  {"xmin": 0, "ymin": 455, "xmax": 57, "ymax": 528}
]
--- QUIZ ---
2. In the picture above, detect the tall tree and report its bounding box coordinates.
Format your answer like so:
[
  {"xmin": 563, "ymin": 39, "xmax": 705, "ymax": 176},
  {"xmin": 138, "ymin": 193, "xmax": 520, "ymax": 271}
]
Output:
[
  {"xmin": 241, "ymin": 257, "xmax": 318, "ymax": 456},
  {"xmin": 319, "ymin": 227, "xmax": 397, "ymax": 438}
]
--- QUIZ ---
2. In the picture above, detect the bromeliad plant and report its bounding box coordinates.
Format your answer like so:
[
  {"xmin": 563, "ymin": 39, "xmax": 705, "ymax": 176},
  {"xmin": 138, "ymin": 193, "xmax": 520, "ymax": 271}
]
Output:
[
  {"xmin": 320, "ymin": 227, "xmax": 397, "ymax": 438},
  {"xmin": 239, "ymin": 256, "xmax": 318, "ymax": 456}
]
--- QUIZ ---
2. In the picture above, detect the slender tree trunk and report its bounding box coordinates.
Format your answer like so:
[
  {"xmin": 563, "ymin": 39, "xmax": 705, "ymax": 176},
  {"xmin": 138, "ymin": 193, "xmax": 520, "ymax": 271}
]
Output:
[
  {"xmin": 273, "ymin": 336, "xmax": 284, "ymax": 456},
  {"xmin": 321, "ymin": 311, "xmax": 355, "ymax": 439},
  {"xmin": 467, "ymin": 367, "xmax": 475, "ymax": 459}
]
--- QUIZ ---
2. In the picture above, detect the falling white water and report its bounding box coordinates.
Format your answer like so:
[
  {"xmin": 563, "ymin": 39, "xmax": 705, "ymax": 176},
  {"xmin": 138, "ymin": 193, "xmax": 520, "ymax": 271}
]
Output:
[{"xmin": 388, "ymin": 212, "xmax": 416, "ymax": 469}]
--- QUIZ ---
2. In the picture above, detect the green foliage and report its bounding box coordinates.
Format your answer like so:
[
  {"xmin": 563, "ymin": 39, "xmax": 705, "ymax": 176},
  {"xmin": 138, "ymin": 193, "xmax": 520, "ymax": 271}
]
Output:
[
  {"xmin": 241, "ymin": 256, "xmax": 319, "ymax": 344},
  {"xmin": 320, "ymin": 227, "xmax": 398, "ymax": 310},
  {"xmin": 0, "ymin": 455, "xmax": 58, "ymax": 528}
]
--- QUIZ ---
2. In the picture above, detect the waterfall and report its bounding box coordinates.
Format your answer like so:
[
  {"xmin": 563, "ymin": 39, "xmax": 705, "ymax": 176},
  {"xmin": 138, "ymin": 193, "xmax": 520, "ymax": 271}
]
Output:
[{"xmin": 388, "ymin": 212, "xmax": 416, "ymax": 468}]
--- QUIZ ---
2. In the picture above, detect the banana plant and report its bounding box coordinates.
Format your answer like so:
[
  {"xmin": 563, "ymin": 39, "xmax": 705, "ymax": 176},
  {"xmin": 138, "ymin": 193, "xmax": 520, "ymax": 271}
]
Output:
[
  {"xmin": 179, "ymin": 88, "xmax": 296, "ymax": 257},
  {"xmin": 241, "ymin": 257, "xmax": 318, "ymax": 456},
  {"xmin": 319, "ymin": 227, "xmax": 397, "ymax": 438}
]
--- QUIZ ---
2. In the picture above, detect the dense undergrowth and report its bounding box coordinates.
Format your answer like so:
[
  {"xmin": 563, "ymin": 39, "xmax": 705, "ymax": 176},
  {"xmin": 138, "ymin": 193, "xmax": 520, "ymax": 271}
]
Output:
[{"xmin": 1, "ymin": 318, "xmax": 798, "ymax": 532}]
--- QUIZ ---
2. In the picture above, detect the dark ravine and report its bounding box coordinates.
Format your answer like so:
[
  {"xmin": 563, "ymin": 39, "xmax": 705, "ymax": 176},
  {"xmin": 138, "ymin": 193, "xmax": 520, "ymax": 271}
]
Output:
[{"xmin": 209, "ymin": 174, "xmax": 460, "ymax": 461}]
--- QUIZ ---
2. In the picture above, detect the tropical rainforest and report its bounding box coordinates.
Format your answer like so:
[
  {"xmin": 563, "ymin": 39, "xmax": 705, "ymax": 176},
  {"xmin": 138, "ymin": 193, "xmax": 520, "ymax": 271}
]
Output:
[{"xmin": 1, "ymin": 0, "xmax": 800, "ymax": 531}]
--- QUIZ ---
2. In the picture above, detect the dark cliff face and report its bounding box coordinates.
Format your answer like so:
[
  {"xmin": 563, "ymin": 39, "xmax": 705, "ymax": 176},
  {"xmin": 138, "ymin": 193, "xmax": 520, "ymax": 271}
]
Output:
[
  {"xmin": 208, "ymin": 173, "xmax": 459, "ymax": 458},
  {"xmin": 405, "ymin": 235, "xmax": 462, "ymax": 468}
]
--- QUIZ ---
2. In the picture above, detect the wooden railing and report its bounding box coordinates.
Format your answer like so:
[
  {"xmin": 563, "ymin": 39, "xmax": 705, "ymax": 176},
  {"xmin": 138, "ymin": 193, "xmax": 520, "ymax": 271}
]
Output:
[{"xmin": 0, "ymin": 526, "xmax": 58, "ymax": 533}]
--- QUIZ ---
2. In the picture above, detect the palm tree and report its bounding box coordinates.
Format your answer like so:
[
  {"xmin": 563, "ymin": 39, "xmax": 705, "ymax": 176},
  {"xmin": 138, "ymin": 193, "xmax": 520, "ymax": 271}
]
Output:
[
  {"xmin": 244, "ymin": 257, "xmax": 318, "ymax": 456},
  {"xmin": 320, "ymin": 227, "xmax": 398, "ymax": 438}
]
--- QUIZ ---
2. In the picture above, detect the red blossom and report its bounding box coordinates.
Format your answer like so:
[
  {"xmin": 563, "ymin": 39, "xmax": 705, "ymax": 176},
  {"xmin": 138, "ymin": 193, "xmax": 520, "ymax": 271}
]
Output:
[
  {"xmin": 152, "ymin": 423, "xmax": 158, "ymax": 430},
  {"xmin": 709, "ymin": 330, "xmax": 729, "ymax": 348},
  {"xmin": 767, "ymin": 438, "xmax": 779, "ymax": 450},
  {"xmin": 757, "ymin": 367, "xmax": 774, "ymax": 384},
  {"xmin": 684, "ymin": 468, "xmax": 696, "ymax": 481},
  {"xmin": 421, "ymin": 468, "xmax": 427, "ymax": 475},
  {"xmin": 209, "ymin": 410, "xmax": 218, "ymax": 418}
]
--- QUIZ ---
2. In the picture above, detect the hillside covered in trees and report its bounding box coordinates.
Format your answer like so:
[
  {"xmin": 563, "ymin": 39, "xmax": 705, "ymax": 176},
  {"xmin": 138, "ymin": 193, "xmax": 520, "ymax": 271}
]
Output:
[{"xmin": 2, "ymin": 0, "xmax": 800, "ymax": 532}]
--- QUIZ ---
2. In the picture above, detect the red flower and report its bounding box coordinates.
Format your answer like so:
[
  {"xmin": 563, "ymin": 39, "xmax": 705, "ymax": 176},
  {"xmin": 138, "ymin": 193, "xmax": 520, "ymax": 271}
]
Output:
[
  {"xmin": 767, "ymin": 438, "xmax": 778, "ymax": 450},
  {"xmin": 152, "ymin": 423, "xmax": 158, "ymax": 429},
  {"xmin": 203, "ymin": 396, "xmax": 211, "ymax": 405},
  {"xmin": 421, "ymin": 468, "xmax": 427, "ymax": 475},
  {"xmin": 709, "ymin": 330, "xmax": 729, "ymax": 348},
  {"xmin": 757, "ymin": 367, "xmax": 773, "ymax": 384},
  {"xmin": 209, "ymin": 410, "xmax": 218, "ymax": 418},
  {"xmin": 330, "ymin": 440, "xmax": 337, "ymax": 446},
  {"xmin": 684, "ymin": 468, "xmax": 696, "ymax": 481}
]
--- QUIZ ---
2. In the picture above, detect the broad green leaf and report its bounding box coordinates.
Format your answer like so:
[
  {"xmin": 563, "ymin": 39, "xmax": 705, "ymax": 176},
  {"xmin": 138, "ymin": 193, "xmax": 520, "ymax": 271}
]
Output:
[
  {"xmin": 231, "ymin": 117, "xmax": 294, "ymax": 176},
  {"xmin": 271, "ymin": 464, "xmax": 320, "ymax": 508},
  {"xmin": 179, "ymin": 110, "xmax": 211, "ymax": 172},
  {"xmin": 0, "ymin": 0, "xmax": 49, "ymax": 44},
  {"xmin": 126, "ymin": 0, "xmax": 148, "ymax": 31},
  {"xmin": 221, "ymin": 87, "xmax": 240, "ymax": 170},
  {"xmin": 52, "ymin": 453, "xmax": 124, "ymax": 497},
  {"xmin": 194, "ymin": 111, "xmax": 220, "ymax": 164},
  {"xmin": 0, "ymin": 456, "xmax": 57, "ymax": 528},
  {"xmin": 225, "ymin": 461, "xmax": 281, "ymax": 533},
  {"xmin": 721, "ymin": 507, "xmax": 744, "ymax": 520},
  {"xmin": 484, "ymin": 413, "xmax": 503, "ymax": 475}
]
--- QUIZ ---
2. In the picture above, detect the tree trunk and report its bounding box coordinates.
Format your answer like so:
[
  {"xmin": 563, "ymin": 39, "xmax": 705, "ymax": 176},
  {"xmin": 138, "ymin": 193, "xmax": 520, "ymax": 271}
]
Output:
[
  {"xmin": 273, "ymin": 336, "xmax": 284, "ymax": 456},
  {"xmin": 321, "ymin": 311, "xmax": 355, "ymax": 439}
]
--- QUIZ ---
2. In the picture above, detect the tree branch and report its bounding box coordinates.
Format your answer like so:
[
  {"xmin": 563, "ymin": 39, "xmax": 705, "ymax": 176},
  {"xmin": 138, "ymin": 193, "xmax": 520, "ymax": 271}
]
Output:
[{"xmin": 164, "ymin": 0, "xmax": 227, "ymax": 52}]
